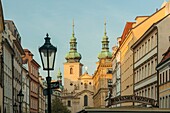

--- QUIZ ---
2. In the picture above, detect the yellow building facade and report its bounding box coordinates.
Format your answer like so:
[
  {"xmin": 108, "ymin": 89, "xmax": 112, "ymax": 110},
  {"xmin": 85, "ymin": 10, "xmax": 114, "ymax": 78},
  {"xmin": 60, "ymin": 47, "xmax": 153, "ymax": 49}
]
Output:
[
  {"xmin": 93, "ymin": 59, "xmax": 112, "ymax": 108},
  {"xmin": 119, "ymin": 2, "xmax": 170, "ymax": 106}
]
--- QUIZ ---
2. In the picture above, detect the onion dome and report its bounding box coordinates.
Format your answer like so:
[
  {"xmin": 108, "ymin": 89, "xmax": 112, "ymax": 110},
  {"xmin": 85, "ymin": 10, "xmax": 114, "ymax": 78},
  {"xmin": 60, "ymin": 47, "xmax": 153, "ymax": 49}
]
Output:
[
  {"xmin": 65, "ymin": 20, "xmax": 82, "ymax": 62},
  {"xmin": 98, "ymin": 20, "xmax": 112, "ymax": 59}
]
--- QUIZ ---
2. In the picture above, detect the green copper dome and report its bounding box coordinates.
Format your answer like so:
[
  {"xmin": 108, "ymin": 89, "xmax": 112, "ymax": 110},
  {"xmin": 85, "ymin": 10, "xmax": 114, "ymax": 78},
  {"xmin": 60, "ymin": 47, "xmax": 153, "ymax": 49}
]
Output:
[
  {"xmin": 98, "ymin": 20, "xmax": 112, "ymax": 59},
  {"xmin": 65, "ymin": 20, "xmax": 82, "ymax": 62}
]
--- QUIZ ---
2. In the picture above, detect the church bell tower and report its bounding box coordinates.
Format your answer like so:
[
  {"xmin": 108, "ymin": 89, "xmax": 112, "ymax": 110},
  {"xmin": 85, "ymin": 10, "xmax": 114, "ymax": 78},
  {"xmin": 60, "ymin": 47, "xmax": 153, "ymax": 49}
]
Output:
[{"xmin": 64, "ymin": 20, "xmax": 83, "ymax": 92}]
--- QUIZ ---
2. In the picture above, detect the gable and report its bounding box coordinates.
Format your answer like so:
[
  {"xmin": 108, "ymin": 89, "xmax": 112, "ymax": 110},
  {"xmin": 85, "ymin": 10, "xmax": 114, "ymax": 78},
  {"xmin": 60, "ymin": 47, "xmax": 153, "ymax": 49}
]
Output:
[{"xmin": 79, "ymin": 73, "xmax": 92, "ymax": 79}]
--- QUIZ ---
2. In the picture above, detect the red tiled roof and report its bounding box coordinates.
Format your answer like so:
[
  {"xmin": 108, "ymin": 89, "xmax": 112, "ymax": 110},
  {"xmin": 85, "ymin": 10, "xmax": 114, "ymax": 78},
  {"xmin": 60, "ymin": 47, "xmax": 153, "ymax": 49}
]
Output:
[
  {"xmin": 160, "ymin": 47, "xmax": 170, "ymax": 63},
  {"xmin": 120, "ymin": 22, "xmax": 134, "ymax": 45}
]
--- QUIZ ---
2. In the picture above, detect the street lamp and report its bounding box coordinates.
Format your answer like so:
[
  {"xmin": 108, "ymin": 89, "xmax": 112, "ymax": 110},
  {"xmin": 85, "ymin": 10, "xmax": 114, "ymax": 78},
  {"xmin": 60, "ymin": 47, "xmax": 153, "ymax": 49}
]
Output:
[
  {"xmin": 13, "ymin": 103, "xmax": 17, "ymax": 113},
  {"xmin": 39, "ymin": 33, "xmax": 57, "ymax": 113},
  {"xmin": 17, "ymin": 89, "xmax": 24, "ymax": 113}
]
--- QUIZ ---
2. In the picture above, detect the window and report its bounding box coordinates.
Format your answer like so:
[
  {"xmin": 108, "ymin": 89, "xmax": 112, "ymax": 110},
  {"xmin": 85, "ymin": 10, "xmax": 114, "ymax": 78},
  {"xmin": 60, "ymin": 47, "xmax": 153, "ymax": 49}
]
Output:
[
  {"xmin": 137, "ymin": 71, "xmax": 139, "ymax": 82},
  {"xmin": 151, "ymin": 36, "xmax": 153, "ymax": 49},
  {"xmin": 135, "ymin": 72, "xmax": 137, "ymax": 83},
  {"xmin": 68, "ymin": 100, "xmax": 71, "ymax": 107},
  {"xmin": 151, "ymin": 87, "xmax": 153, "ymax": 98},
  {"xmin": 70, "ymin": 68, "xmax": 73, "ymax": 74},
  {"xmin": 160, "ymin": 74, "xmax": 162, "ymax": 85},
  {"xmin": 137, "ymin": 49, "xmax": 138, "ymax": 60},
  {"xmin": 163, "ymin": 97, "xmax": 165, "ymax": 108},
  {"xmin": 163, "ymin": 72, "xmax": 164, "ymax": 83},
  {"xmin": 145, "ymin": 42, "xmax": 147, "ymax": 53},
  {"xmin": 84, "ymin": 95, "xmax": 88, "ymax": 106},
  {"xmin": 151, "ymin": 61, "xmax": 154, "ymax": 75},
  {"xmin": 169, "ymin": 69, "xmax": 170, "ymax": 82},
  {"xmin": 155, "ymin": 33, "xmax": 158, "ymax": 46},
  {"xmin": 142, "ymin": 67, "xmax": 144, "ymax": 79},
  {"xmin": 148, "ymin": 88, "xmax": 150, "ymax": 98},
  {"xmin": 166, "ymin": 70, "xmax": 168, "ymax": 82},
  {"xmin": 142, "ymin": 45, "xmax": 144, "ymax": 56},
  {"xmin": 145, "ymin": 89, "xmax": 147, "ymax": 97},
  {"xmin": 134, "ymin": 52, "xmax": 137, "ymax": 62},
  {"xmin": 148, "ymin": 63, "xmax": 150, "ymax": 76},
  {"xmin": 139, "ymin": 69, "xmax": 141, "ymax": 81},
  {"xmin": 166, "ymin": 96, "xmax": 168, "ymax": 108},
  {"xmin": 139, "ymin": 47, "xmax": 141, "ymax": 59},
  {"xmin": 148, "ymin": 39, "xmax": 150, "ymax": 51},
  {"xmin": 155, "ymin": 86, "xmax": 157, "ymax": 99},
  {"xmin": 145, "ymin": 65, "xmax": 147, "ymax": 78}
]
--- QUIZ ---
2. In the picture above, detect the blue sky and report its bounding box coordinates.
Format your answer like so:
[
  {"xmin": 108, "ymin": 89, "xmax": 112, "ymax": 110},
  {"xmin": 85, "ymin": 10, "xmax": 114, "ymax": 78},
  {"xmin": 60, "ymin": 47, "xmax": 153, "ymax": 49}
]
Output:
[{"xmin": 2, "ymin": 0, "xmax": 165, "ymax": 80}]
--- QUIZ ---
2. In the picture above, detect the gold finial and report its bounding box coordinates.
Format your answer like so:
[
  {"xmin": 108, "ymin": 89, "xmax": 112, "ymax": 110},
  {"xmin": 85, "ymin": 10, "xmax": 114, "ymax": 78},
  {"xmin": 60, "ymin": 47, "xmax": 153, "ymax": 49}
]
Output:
[
  {"xmin": 104, "ymin": 18, "xmax": 107, "ymax": 35},
  {"xmin": 72, "ymin": 19, "xmax": 75, "ymax": 36}
]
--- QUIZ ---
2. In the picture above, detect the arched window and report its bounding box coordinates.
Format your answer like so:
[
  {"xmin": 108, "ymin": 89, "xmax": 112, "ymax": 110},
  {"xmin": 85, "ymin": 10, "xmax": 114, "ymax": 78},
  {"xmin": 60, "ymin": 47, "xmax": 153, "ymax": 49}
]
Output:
[
  {"xmin": 84, "ymin": 95, "xmax": 88, "ymax": 106},
  {"xmin": 70, "ymin": 68, "xmax": 73, "ymax": 74}
]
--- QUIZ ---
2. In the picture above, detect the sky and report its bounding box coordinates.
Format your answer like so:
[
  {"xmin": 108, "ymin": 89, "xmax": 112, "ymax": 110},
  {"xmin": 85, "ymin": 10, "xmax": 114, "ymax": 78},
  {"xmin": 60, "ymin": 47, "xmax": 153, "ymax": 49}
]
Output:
[{"xmin": 2, "ymin": 0, "xmax": 165, "ymax": 80}]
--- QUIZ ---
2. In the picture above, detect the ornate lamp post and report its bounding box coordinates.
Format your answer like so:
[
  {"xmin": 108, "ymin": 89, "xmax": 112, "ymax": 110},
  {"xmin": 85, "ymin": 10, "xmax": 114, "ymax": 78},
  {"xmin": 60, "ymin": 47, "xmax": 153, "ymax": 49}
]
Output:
[
  {"xmin": 39, "ymin": 33, "xmax": 57, "ymax": 113},
  {"xmin": 17, "ymin": 89, "xmax": 24, "ymax": 113}
]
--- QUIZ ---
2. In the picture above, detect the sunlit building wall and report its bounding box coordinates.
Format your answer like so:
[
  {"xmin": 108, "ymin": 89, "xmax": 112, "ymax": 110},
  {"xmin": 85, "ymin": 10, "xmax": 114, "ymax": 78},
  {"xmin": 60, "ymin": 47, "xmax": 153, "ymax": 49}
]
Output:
[
  {"xmin": 157, "ymin": 47, "xmax": 170, "ymax": 108},
  {"xmin": 119, "ymin": 2, "xmax": 170, "ymax": 106}
]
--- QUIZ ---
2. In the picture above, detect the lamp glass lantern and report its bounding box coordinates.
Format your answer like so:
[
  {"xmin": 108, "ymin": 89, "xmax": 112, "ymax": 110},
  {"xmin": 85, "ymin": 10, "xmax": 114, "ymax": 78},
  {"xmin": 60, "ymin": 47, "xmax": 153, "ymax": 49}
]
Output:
[
  {"xmin": 13, "ymin": 103, "xmax": 17, "ymax": 111},
  {"xmin": 39, "ymin": 34, "xmax": 57, "ymax": 70},
  {"xmin": 17, "ymin": 90, "xmax": 24, "ymax": 103}
]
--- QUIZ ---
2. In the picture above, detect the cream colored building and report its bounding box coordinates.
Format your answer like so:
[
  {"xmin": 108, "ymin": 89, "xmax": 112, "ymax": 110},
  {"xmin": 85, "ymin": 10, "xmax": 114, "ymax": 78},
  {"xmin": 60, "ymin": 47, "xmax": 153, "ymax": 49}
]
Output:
[
  {"xmin": 157, "ymin": 47, "xmax": 170, "ymax": 108},
  {"xmin": 131, "ymin": 22, "xmax": 158, "ymax": 106},
  {"xmin": 110, "ymin": 37, "xmax": 121, "ymax": 107},
  {"xmin": 119, "ymin": 22, "xmax": 135, "ymax": 106},
  {"xmin": 119, "ymin": 1, "xmax": 170, "ymax": 106},
  {"xmin": 132, "ymin": 11, "xmax": 170, "ymax": 107},
  {"xmin": 157, "ymin": 44, "xmax": 170, "ymax": 107},
  {"xmin": 93, "ymin": 21, "xmax": 112, "ymax": 108},
  {"xmin": 62, "ymin": 22, "xmax": 94, "ymax": 113}
]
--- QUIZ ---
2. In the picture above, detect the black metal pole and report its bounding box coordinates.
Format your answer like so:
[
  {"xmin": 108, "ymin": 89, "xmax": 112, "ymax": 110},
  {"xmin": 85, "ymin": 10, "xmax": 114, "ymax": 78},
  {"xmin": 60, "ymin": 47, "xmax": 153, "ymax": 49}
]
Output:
[
  {"xmin": 46, "ymin": 76, "xmax": 51, "ymax": 113},
  {"xmin": 46, "ymin": 49, "xmax": 51, "ymax": 113},
  {"xmin": 19, "ymin": 102, "xmax": 22, "ymax": 113}
]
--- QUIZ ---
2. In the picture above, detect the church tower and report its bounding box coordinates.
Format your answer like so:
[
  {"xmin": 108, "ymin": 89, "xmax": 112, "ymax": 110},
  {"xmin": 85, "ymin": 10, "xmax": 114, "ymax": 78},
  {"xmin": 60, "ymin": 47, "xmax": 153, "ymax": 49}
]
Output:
[
  {"xmin": 93, "ymin": 20, "xmax": 113, "ymax": 108},
  {"xmin": 98, "ymin": 20, "xmax": 112, "ymax": 60},
  {"xmin": 64, "ymin": 20, "xmax": 83, "ymax": 92}
]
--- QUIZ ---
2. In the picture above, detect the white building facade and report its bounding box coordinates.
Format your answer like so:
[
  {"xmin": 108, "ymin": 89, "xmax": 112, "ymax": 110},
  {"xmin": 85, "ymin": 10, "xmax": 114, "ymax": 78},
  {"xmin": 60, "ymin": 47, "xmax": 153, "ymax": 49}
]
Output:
[
  {"xmin": 2, "ymin": 22, "xmax": 14, "ymax": 113},
  {"xmin": 4, "ymin": 20, "xmax": 25, "ymax": 113}
]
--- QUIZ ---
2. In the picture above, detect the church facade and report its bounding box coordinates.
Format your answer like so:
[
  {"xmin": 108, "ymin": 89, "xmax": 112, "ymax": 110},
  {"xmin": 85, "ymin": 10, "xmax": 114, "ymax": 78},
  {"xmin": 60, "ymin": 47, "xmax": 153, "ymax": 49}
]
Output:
[{"xmin": 61, "ymin": 21, "xmax": 94, "ymax": 113}]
